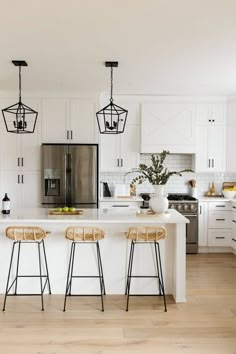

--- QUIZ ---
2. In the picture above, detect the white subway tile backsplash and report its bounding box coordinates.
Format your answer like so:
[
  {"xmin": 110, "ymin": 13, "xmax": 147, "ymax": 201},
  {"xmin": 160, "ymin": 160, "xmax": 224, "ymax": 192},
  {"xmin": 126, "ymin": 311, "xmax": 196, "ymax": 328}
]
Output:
[{"xmin": 100, "ymin": 154, "xmax": 236, "ymax": 197}]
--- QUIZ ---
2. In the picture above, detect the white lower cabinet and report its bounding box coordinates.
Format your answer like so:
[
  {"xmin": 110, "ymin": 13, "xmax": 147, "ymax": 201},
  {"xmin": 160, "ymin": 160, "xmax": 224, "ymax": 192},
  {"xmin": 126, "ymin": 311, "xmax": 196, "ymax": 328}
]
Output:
[
  {"xmin": 0, "ymin": 170, "xmax": 41, "ymax": 208},
  {"xmin": 207, "ymin": 201, "xmax": 232, "ymax": 250},
  {"xmin": 198, "ymin": 202, "xmax": 208, "ymax": 247},
  {"xmin": 232, "ymin": 211, "xmax": 236, "ymax": 253},
  {"xmin": 208, "ymin": 229, "xmax": 232, "ymax": 247}
]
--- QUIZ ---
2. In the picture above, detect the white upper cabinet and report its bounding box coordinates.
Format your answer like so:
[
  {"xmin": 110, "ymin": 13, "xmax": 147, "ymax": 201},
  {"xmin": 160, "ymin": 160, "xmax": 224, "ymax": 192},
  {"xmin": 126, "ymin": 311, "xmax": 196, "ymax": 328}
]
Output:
[
  {"xmin": 195, "ymin": 125, "xmax": 226, "ymax": 172},
  {"xmin": 42, "ymin": 98, "xmax": 97, "ymax": 143},
  {"xmin": 195, "ymin": 101, "xmax": 226, "ymax": 172},
  {"xmin": 100, "ymin": 103, "xmax": 140, "ymax": 172},
  {"xmin": 70, "ymin": 99, "xmax": 98, "ymax": 143},
  {"xmin": 196, "ymin": 103, "xmax": 226, "ymax": 125},
  {"xmin": 141, "ymin": 102, "xmax": 196, "ymax": 153},
  {"xmin": 0, "ymin": 98, "xmax": 41, "ymax": 171},
  {"xmin": 42, "ymin": 99, "xmax": 68, "ymax": 143},
  {"xmin": 226, "ymin": 100, "xmax": 236, "ymax": 172}
]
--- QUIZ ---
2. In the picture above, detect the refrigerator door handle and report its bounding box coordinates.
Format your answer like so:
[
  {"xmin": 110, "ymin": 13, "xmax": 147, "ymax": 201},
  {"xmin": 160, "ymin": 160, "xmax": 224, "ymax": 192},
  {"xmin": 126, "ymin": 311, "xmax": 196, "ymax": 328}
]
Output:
[
  {"xmin": 67, "ymin": 153, "xmax": 72, "ymax": 205},
  {"xmin": 64, "ymin": 154, "xmax": 67, "ymax": 206}
]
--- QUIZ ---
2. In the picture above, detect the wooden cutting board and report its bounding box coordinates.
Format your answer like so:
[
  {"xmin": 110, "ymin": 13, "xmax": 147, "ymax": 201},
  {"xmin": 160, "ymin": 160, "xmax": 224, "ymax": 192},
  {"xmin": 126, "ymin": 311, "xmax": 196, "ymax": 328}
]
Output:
[{"xmin": 49, "ymin": 209, "xmax": 84, "ymax": 215}]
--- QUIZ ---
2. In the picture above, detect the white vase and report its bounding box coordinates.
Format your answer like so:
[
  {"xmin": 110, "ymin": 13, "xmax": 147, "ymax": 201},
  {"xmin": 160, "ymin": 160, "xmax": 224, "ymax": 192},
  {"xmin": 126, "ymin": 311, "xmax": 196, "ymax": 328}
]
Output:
[{"xmin": 149, "ymin": 185, "xmax": 169, "ymax": 214}]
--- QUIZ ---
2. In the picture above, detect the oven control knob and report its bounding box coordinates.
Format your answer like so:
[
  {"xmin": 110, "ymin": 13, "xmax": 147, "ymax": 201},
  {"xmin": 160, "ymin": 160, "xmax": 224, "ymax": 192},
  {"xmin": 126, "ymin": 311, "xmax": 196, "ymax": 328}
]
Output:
[
  {"xmin": 183, "ymin": 204, "xmax": 188, "ymax": 211},
  {"xmin": 177, "ymin": 204, "xmax": 182, "ymax": 211},
  {"xmin": 190, "ymin": 204, "xmax": 195, "ymax": 211},
  {"xmin": 170, "ymin": 204, "xmax": 175, "ymax": 209}
]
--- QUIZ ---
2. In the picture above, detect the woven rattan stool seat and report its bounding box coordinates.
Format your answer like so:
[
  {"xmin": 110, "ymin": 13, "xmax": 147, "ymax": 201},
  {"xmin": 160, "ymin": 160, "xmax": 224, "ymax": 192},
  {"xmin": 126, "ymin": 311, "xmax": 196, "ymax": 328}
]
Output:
[
  {"xmin": 126, "ymin": 226, "xmax": 167, "ymax": 242},
  {"xmin": 6, "ymin": 226, "xmax": 48, "ymax": 241},
  {"xmin": 65, "ymin": 226, "xmax": 105, "ymax": 241}
]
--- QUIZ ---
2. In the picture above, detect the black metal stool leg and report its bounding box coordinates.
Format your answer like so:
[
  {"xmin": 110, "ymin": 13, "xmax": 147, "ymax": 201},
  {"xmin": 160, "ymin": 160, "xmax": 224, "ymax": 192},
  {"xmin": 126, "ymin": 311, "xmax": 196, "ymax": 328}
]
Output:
[
  {"xmin": 63, "ymin": 242, "xmax": 75, "ymax": 311},
  {"xmin": 126, "ymin": 241, "xmax": 135, "ymax": 312},
  {"xmin": 125, "ymin": 240, "xmax": 134, "ymax": 295},
  {"xmin": 154, "ymin": 242, "xmax": 162, "ymax": 295},
  {"xmin": 69, "ymin": 242, "xmax": 76, "ymax": 296},
  {"xmin": 97, "ymin": 241, "xmax": 106, "ymax": 295},
  {"xmin": 42, "ymin": 239, "xmax": 51, "ymax": 294},
  {"xmin": 157, "ymin": 242, "xmax": 167, "ymax": 312},
  {"xmin": 96, "ymin": 241, "xmax": 104, "ymax": 311},
  {"xmin": 3, "ymin": 242, "xmax": 17, "ymax": 311},
  {"xmin": 14, "ymin": 241, "xmax": 21, "ymax": 295},
  {"xmin": 38, "ymin": 242, "xmax": 44, "ymax": 311}
]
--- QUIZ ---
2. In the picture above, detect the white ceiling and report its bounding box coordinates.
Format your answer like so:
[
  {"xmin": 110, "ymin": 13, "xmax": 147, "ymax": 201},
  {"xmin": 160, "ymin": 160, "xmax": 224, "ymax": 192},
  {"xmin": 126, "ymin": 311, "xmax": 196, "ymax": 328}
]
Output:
[{"xmin": 1, "ymin": 0, "xmax": 236, "ymax": 95}]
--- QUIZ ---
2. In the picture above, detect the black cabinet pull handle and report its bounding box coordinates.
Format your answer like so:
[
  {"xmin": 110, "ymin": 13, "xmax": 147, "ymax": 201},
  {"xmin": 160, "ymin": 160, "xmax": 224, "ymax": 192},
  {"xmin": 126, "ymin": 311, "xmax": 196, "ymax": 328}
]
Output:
[
  {"xmin": 216, "ymin": 236, "xmax": 225, "ymax": 239},
  {"xmin": 233, "ymin": 206, "xmax": 236, "ymax": 209},
  {"xmin": 21, "ymin": 157, "xmax": 24, "ymax": 167},
  {"xmin": 208, "ymin": 159, "xmax": 210, "ymax": 168},
  {"xmin": 216, "ymin": 219, "xmax": 225, "ymax": 221},
  {"xmin": 232, "ymin": 220, "xmax": 236, "ymax": 223},
  {"xmin": 212, "ymin": 159, "xmax": 214, "ymax": 168},
  {"xmin": 112, "ymin": 205, "xmax": 129, "ymax": 207},
  {"xmin": 17, "ymin": 157, "xmax": 20, "ymax": 167},
  {"xmin": 17, "ymin": 175, "xmax": 20, "ymax": 184},
  {"xmin": 71, "ymin": 130, "xmax": 73, "ymax": 140},
  {"xmin": 21, "ymin": 175, "xmax": 24, "ymax": 184},
  {"xmin": 216, "ymin": 205, "xmax": 225, "ymax": 207},
  {"xmin": 67, "ymin": 130, "xmax": 69, "ymax": 139}
]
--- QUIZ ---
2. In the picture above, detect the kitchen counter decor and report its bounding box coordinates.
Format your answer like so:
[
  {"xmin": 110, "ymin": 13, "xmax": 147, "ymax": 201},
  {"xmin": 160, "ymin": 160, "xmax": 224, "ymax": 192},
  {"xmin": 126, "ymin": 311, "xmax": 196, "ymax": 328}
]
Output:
[{"xmin": 127, "ymin": 150, "xmax": 192, "ymax": 213}]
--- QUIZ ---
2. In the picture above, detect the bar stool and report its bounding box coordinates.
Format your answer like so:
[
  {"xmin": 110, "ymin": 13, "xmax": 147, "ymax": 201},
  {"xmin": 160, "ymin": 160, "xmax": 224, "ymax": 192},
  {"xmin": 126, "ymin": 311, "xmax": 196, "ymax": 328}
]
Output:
[
  {"xmin": 125, "ymin": 226, "xmax": 167, "ymax": 312},
  {"xmin": 3, "ymin": 226, "xmax": 51, "ymax": 311},
  {"xmin": 63, "ymin": 226, "xmax": 106, "ymax": 312}
]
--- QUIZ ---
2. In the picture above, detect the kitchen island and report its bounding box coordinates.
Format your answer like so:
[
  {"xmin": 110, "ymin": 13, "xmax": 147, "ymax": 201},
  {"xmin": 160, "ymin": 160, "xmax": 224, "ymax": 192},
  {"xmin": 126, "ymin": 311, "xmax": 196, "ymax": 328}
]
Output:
[{"xmin": 0, "ymin": 208, "xmax": 188, "ymax": 302}]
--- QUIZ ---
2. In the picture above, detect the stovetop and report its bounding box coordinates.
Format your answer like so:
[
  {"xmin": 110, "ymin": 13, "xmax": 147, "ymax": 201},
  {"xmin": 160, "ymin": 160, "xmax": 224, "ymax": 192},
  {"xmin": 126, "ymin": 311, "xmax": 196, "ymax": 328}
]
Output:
[{"xmin": 167, "ymin": 194, "xmax": 197, "ymax": 202}]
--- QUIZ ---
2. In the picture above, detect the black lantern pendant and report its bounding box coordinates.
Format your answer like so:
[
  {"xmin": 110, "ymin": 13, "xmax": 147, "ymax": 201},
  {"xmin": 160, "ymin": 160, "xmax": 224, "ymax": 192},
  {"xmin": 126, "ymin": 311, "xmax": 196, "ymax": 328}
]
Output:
[
  {"xmin": 96, "ymin": 61, "xmax": 128, "ymax": 134},
  {"xmin": 2, "ymin": 60, "xmax": 38, "ymax": 134}
]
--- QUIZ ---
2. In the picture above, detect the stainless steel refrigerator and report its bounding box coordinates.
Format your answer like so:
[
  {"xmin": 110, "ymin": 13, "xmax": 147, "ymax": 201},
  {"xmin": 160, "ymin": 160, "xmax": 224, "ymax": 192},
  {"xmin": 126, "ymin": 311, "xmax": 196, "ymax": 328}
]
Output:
[{"xmin": 41, "ymin": 144, "xmax": 98, "ymax": 208}]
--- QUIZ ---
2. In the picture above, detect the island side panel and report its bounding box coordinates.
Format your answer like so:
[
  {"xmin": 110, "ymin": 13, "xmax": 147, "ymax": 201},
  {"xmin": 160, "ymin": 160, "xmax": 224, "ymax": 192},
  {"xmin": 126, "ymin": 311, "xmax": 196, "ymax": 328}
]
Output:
[{"xmin": 172, "ymin": 223, "xmax": 186, "ymax": 302}]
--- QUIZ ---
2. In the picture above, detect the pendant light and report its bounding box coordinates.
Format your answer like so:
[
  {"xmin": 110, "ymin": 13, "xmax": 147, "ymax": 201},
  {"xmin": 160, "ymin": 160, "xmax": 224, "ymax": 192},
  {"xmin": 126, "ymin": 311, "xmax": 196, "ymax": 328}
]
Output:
[
  {"xmin": 2, "ymin": 60, "xmax": 38, "ymax": 134},
  {"xmin": 96, "ymin": 61, "xmax": 128, "ymax": 134}
]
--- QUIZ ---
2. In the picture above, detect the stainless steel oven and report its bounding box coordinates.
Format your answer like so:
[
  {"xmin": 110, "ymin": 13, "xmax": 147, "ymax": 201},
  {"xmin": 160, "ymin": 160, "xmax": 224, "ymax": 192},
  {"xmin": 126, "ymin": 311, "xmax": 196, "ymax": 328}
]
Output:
[{"xmin": 168, "ymin": 194, "xmax": 199, "ymax": 254}]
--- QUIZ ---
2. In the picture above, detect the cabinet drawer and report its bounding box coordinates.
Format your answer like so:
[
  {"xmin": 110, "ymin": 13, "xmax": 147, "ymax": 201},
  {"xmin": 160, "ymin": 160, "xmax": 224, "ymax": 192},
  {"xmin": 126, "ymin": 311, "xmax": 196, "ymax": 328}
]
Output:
[
  {"xmin": 208, "ymin": 229, "xmax": 232, "ymax": 247},
  {"xmin": 99, "ymin": 201, "xmax": 141, "ymax": 209},
  {"xmin": 208, "ymin": 201, "xmax": 231, "ymax": 211},
  {"xmin": 208, "ymin": 211, "xmax": 232, "ymax": 228}
]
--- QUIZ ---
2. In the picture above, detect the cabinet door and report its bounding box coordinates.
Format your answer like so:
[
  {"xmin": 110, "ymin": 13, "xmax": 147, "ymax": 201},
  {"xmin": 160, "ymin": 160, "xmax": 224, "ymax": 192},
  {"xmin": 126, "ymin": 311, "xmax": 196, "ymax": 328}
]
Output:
[
  {"xmin": 198, "ymin": 202, "xmax": 208, "ymax": 247},
  {"xmin": 0, "ymin": 122, "xmax": 21, "ymax": 170},
  {"xmin": 210, "ymin": 103, "xmax": 226, "ymax": 125},
  {"xmin": 120, "ymin": 124, "xmax": 140, "ymax": 170},
  {"xmin": 208, "ymin": 229, "xmax": 231, "ymax": 247},
  {"xmin": 70, "ymin": 99, "xmax": 97, "ymax": 143},
  {"xmin": 0, "ymin": 171, "xmax": 20, "ymax": 208},
  {"xmin": 195, "ymin": 126, "xmax": 208, "ymax": 172},
  {"xmin": 226, "ymin": 125, "xmax": 236, "ymax": 172},
  {"xmin": 196, "ymin": 103, "xmax": 226, "ymax": 125},
  {"xmin": 208, "ymin": 125, "xmax": 226, "ymax": 171},
  {"xmin": 141, "ymin": 103, "xmax": 196, "ymax": 153},
  {"xmin": 195, "ymin": 126, "xmax": 225, "ymax": 172},
  {"xmin": 20, "ymin": 171, "xmax": 41, "ymax": 207},
  {"xmin": 42, "ymin": 99, "xmax": 69, "ymax": 143},
  {"xmin": 20, "ymin": 99, "xmax": 41, "ymax": 171},
  {"xmin": 100, "ymin": 134, "xmax": 119, "ymax": 171}
]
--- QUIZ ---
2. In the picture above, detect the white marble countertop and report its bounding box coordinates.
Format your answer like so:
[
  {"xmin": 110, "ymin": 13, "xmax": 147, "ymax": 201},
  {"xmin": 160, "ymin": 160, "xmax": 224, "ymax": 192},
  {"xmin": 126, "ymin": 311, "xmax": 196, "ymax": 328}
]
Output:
[{"xmin": 0, "ymin": 208, "xmax": 189, "ymax": 224}]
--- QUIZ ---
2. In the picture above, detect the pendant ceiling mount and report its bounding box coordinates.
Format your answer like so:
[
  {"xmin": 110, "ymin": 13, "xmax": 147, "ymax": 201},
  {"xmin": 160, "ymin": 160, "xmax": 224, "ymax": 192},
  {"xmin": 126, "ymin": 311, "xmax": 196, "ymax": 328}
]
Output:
[
  {"xmin": 2, "ymin": 60, "xmax": 38, "ymax": 134},
  {"xmin": 96, "ymin": 61, "xmax": 128, "ymax": 134}
]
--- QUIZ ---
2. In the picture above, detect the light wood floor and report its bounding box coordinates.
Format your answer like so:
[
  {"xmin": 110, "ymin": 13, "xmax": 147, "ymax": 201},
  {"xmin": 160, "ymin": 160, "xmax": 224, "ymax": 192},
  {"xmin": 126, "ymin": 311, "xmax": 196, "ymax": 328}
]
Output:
[{"xmin": 0, "ymin": 253, "xmax": 236, "ymax": 354}]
